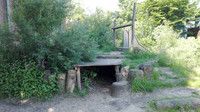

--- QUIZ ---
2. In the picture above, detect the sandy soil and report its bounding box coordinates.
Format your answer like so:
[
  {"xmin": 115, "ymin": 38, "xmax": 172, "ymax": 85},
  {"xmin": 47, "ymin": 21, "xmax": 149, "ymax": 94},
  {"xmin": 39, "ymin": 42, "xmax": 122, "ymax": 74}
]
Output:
[{"xmin": 0, "ymin": 83, "xmax": 199, "ymax": 112}]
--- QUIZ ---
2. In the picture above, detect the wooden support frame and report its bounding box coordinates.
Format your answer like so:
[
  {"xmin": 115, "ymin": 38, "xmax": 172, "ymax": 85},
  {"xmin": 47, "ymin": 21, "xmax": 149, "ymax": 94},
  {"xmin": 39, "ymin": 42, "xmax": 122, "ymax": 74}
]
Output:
[
  {"xmin": 131, "ymin": 3, "xmax": 136, "ymax": 45},
  {"xmin": 112, "ymin": 24, "xmax": 132, "ymax": 30},
  {"xmin": 115, "ymin": 65, "xmax": 121, "ymax": 81},
  {"xmin": 75, "ymin": 67, "xmax": 81, "ymax": 91},
  {"xmin": 112, "ymin": 2, "xmax": 137, "ymax": 48},
  {"xmin": 112, "ymin": 20, "xmax": 116, "ymax": 45}
]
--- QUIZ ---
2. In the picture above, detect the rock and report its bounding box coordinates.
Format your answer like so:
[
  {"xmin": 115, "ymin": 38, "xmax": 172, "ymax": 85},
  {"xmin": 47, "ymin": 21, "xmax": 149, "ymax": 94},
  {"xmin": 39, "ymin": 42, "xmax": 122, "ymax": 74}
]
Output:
[
  {"xmin": 162, "ymin": 78, "xmax": 187, "ymax": 86},
  {"xmin": 119, "ymin": 66, "xmax": 129, "ymax": 81},
  {"xmin": 128, "ymin": 69, "xmax": 144, "ymax": 81},
  {"xmin": 155, "ymin": 67, "xmax": 177, "ymax": 79},
  {"xmin": 111, "ymin": 81, "xmax": 129, "ymax": 98},
  {"xmin": 116, "ymin": 66, "xmax": 129, "ymax": 81},
  {"xmin": 154, "ymin": 97, "xmax": 200, "ymax": 110},
  {"xmin": 138, "ymin": 63, "xmax": 153, "ymax": 80}
]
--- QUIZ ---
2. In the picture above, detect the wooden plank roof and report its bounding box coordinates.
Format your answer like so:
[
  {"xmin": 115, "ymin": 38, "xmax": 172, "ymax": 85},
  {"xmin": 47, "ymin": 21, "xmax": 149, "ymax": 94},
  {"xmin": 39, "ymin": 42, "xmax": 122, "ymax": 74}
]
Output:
[{"xmin": 75, "ymin": 58, "xmax": 123, "ymax": 67}]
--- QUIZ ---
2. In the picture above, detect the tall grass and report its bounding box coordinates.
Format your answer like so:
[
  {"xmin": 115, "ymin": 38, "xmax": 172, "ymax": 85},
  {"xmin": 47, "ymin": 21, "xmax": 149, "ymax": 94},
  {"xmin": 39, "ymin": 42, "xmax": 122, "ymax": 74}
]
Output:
[{"xmin": 125, "ymin": 25, "xmax": 200, "ymax": 92}]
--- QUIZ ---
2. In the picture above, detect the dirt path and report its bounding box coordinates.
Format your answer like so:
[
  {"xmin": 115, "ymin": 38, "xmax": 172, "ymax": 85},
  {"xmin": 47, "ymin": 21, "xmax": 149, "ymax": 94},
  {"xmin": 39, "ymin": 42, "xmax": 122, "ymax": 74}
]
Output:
[{"xmin": 1, "ymin": 84, "xmax": 200, "ymax": 112}]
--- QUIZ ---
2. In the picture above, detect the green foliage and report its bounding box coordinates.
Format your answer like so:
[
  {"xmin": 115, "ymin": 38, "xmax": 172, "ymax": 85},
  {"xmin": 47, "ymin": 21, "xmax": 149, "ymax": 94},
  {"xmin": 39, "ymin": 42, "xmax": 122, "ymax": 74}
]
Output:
[
  {"xmin": 151, "ymin": 25, "xmax": 178, "ymax": 50},
  {"xmin": 119, "ymin": 0, "xmax": 199, "ymax": 30},
  {"xmin": 149, "ymin": 100, "xmax": 200, "ymax": 112},
  {"xmin": 35, "ymin": 27, "xmax": 98, "ymax": 71},
  {"xmin": 141, "ymin": 0, "xmax": 199, "ymax": 30},
  {"xmin": 0, "ymin": 0, "xmax": 99, "ymax": 100},
  {"xmin": 0, "ymin": 0, "xmax": 99, "ymax": 72},
  {"xmin": 0, "ymin": 61, "xmax": 58, "ymax": 99},
  {"xmin": 123, "ymin": 51, "xmax": 157, "ymax": 68},
  {"xmin": 148, "ymin": 24, "xmax": 200, "ymax": 88},
  {"xmin": 13, "ymin": 0, "xmax": 70, "ymax": 36},
  {"xmin": 75, "ymin": 71, "xmax": 97, "ymax": 96},
  {"xmin": 83, "ymin": 10, "xmax": 115, "ymax": 51},
  {"xmin": 118, "ymin": 0, "xmax": 200, "ymax": 48},
  {"xmin": 157, "ymin": 37, "xmax": 200, "ymax": 88}
]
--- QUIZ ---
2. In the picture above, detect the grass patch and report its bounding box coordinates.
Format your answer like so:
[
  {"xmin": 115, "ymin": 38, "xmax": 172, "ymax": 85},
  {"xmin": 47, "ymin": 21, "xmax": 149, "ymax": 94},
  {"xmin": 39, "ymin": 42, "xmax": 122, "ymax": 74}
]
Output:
[
  {"xmin": 131, "ymin": 71, "xmax": 174, "ymax": 92},
  {"xmin": 149, "ymin": 98, "xmax": 200, "ymax": 112},
  {"xmin": 123, "ymin": 51, "xmax": 157, "ymax": 68}
]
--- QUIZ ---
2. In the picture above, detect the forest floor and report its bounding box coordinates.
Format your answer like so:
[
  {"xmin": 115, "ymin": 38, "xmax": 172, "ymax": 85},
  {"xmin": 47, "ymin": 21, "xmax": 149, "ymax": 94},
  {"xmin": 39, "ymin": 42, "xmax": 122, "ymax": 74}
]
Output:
[{"xmin": 1, "ymin": 82, "xmax": 200, "ymax": 112}]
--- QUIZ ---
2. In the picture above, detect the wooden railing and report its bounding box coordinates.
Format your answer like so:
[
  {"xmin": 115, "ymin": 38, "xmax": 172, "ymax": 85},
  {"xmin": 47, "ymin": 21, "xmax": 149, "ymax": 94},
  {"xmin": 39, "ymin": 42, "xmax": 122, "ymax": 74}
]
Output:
[{"xmin": 112, "ymin": 3, "xmax": 136, "ymax": 48}]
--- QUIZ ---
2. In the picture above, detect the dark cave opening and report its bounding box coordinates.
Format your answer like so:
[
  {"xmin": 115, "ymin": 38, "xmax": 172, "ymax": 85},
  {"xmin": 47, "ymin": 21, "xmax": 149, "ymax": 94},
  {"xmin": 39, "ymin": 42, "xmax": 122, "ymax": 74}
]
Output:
[{"xmin": 81, "ymin": 66, "xmax": 117, "ymax": 85}]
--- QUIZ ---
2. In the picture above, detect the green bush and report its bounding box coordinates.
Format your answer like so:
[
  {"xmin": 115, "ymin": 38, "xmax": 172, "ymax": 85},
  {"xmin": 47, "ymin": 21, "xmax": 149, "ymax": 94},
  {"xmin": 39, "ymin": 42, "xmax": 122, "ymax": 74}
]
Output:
[
  {"xmin": 0, "ymin": 61, "xmax": 58, "ymax": 99},
  {"xmin": 151, "ymin": 25, "xmax": 200, "ymax": 88},
  {"xmin": 0, "ymin": 0, "xmax": 99, "ymax": 99},
  {"xmin": 13, "ymin": 0, "xmax": 69, "ymax": 36},
  {"xmin": 82, "ymin": 10, "xmax": 115, "ymax": 52},
  {"xmin": 34, "ymin": 27, "xmax": 98, "ymax": 72}
]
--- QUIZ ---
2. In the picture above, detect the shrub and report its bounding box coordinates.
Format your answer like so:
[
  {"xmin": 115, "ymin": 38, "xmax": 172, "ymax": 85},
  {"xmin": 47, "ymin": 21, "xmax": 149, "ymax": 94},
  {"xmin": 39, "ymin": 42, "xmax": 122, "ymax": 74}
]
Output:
[
  {"xmin": 13, "ymin": 0, "xmax": 69, "ymax": 36},
  {"xmin": 0, "ymin": 0, "xmax": 98, "ymax": 99},
  {"xmin": 37, "ymin": 25, "xmax": 99, "ymax": 71},
  {"xmin": 0, "ymin": 61, "xmax": 58, "ymax": 99},
  {"xmin": 152, "ymin": 25, "xmax": 200, "ymax": 88},
  {"xmin": 83, "ymin": 10, "xmax": 115, "ymax": 52},
  {"xmin": 151, "ymin": 25, "xmax": 179, "ymax": 51}
]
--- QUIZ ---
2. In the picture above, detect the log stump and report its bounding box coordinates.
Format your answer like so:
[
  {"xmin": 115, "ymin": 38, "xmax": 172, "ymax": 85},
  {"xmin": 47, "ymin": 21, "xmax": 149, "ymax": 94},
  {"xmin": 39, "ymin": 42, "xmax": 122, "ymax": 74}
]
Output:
[
  {"xmin": 58, "ymin": 73, "xmax": 66, "ymax": 93},
  {"xmin": 66, "ymin": 70, "xmax": 77, "ymax": 93},
  {"xmin": 111, "ymin": 81, "xmax": 129, "ymax": 97}
]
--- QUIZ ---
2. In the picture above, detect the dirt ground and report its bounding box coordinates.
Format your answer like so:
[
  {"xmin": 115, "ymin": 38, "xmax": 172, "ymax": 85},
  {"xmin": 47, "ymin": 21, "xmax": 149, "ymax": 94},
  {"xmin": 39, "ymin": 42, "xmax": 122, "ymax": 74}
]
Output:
[{"xmin": 1, "ymin": 82, "xmax": 200, "ymax": 112}]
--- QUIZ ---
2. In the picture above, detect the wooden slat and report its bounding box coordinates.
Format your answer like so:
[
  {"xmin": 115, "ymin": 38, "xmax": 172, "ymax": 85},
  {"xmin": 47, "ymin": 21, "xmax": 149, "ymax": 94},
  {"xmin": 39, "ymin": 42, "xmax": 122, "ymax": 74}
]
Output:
[
  {"xmin": 112, "ymin": 24, "xmax": 132, "ymax": 30},
  {"xmin": 75, "ymin": 59, "xmax": 123, "ymax": 67}
]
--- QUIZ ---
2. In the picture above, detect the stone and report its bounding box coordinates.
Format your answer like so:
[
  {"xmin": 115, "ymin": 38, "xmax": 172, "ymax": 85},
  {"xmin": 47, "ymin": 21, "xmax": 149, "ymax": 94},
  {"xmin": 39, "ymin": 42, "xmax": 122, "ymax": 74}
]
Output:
[
  {"xmin": 111, "ymin": 81, "xmax": 129, "ymax": 98},
  {"xmin": 66, "ymin": 70, "xmax": 77, "ymax": 93},
  {"xmin": 128, "ymin": 69, "xmax": 144, "ymax": 81},
  {"xmin": 154, "ymin": 97, "xmax": 200, "ymax": 110},
  {"xmin": 155, "ymin": 67, "xmax": 177, "ymax": 79},
  {"xmin": 121, "ymin": 66, "xmax": 129, "ymax": 77},
  {"xmin": 116, "ymin": 66, "xmax": 129, "ymax": 81},
  {"xmin": 138, "ymin": 63, "xmax": 153, "ymax": 79}
]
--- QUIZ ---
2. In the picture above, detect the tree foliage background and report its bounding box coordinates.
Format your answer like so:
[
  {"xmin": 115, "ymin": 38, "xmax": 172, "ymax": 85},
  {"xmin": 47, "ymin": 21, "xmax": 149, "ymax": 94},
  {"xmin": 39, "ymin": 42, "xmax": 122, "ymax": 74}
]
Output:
[{"xmin": 0, "ymin": 0, "xmax": 113, "ymax": 99}]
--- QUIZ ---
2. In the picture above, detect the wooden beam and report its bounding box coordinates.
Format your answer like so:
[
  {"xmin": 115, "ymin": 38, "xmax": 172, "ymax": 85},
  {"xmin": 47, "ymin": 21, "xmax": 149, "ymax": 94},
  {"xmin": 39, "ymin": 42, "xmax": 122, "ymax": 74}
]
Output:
[
  {"xmin": 113, "ymin": 20, "xmax": 116, "ymax": 45},
  {"xmin": 115, "ymin": 65, "xmax": 121, "ymax": 81},
  {"xmin": 5, "ymin": 0, "xmax": 12, "ymax": 30},
  {"xmin": 75, "ymin": 67, "xmax": 81, "ymax": 91},
  {"xmin": 112, "ymin": 23, "xmax": 132, "ymax": 30},
  {"xmin": 131, "ymin": 2, "xmax": 136, "ymax": 45}
]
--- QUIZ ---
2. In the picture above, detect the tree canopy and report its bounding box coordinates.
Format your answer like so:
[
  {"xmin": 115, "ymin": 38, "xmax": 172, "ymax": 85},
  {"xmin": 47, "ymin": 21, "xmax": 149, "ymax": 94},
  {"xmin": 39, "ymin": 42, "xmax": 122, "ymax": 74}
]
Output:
[{"xmin": 119, "ymin": 0, "xmax": 200, "ymax": 30}]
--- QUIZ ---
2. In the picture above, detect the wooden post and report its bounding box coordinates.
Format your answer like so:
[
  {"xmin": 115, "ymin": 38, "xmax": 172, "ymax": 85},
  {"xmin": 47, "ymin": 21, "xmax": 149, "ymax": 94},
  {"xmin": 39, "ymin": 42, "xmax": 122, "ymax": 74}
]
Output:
[
  {"xmin": 75, "ymin": 67, "xmax": 81, "ymax": 91},
  {"xmin": 5, "ymin": 0, "xmax": 12, "ymax": 30},
  {"xmin": 115, "ymin": 65, "xmax": 120, "ymax": 74},
  {"xmin": 113, "ymin": 20, "xmax": 116, "ymax": 46},
  {"xmin": 131, "ymin": 2, "xmax": 136, "ymax": 47},
  {"xmin": 115, "ymin": 65, "xmax": 121, "ymax": 81}
]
